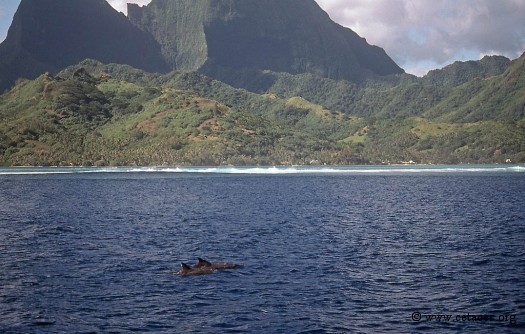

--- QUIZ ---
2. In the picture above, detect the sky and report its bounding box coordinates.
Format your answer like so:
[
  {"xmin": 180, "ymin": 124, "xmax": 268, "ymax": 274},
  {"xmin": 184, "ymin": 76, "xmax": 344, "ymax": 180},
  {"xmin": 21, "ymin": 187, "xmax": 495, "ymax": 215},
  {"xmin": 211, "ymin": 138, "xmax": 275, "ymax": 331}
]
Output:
[{"xmin": 0, "ymin": 0, "xmax": 524, "ymax": 76}]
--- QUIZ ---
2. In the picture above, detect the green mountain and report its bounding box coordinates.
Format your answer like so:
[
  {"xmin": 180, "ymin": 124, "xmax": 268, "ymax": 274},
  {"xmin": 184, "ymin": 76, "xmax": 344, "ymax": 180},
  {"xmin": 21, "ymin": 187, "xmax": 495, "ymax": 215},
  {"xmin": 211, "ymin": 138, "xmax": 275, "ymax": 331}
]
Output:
[
  {"xmin": 423, "ymin": 55, "xmax": 511, "ymax": 87},
  {"xmin": 0, "ymin": 0, "xmax": 523, "ymax": 166},
  {"xmin": 0, "ymin": 65, "xmax": 364, "ymax": 166},
  {"xmin": 1, "ymin": 55, "xmax": 523, "ymax": 166},
  {"xmin": 425, "ymin": 54, "xmax": 525, "ymax": 122}
]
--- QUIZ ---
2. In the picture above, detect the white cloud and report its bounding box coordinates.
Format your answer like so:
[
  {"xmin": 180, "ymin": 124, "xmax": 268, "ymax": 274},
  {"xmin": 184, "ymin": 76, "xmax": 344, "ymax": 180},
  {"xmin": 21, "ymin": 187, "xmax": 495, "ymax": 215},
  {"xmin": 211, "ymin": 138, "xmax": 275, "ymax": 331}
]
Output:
[
  {"xmin": 315, "ymin": 0, "xmax": 525, "ymax": 75},
  {"xmin": 0, "ymin": 3, "xmax": 15, "ymax": 43},
  {"xmin": 107, "ymin": 0, "xmax": 152, "ymax": 14}
]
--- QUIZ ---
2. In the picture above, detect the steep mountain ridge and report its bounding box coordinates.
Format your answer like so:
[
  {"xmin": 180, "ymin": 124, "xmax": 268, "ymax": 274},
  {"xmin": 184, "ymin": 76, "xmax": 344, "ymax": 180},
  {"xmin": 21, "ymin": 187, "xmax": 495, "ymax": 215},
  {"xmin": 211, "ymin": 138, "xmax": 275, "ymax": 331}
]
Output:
[
  {"xmin": 0, "ymin": 0, "xmax": 403, "ymax": 93},
  {"xmin": 128, "ymin": 0, "xmax": 403, "ymax": 88},
  {"xmin": 425, "ymin": 52, "xmax": 525, "ymax": 122},
  {"xmin": 0, "ymin": 0, "xmax": 169, "ymax": 92},
  {"xmin": 423, "ymin": 55, "xmax": 511, "ymax": 87}
]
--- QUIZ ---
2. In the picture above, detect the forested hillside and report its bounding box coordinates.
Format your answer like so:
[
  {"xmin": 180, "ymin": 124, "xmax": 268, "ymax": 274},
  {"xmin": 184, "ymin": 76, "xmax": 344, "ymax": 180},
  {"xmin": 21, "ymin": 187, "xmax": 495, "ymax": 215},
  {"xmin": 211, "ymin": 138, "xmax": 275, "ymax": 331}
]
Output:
[{"xmin": 1, "ymin": 55, "xmax": 523, "ymax": 166}]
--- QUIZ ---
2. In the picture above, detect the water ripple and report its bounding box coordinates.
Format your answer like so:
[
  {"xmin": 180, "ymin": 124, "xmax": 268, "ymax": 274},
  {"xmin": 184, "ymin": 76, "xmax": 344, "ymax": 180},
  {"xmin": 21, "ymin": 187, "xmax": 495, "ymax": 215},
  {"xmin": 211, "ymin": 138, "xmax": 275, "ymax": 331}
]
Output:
[{"xmin": 0, "ymin": 173, "xmax": 524, "ymax": 333}]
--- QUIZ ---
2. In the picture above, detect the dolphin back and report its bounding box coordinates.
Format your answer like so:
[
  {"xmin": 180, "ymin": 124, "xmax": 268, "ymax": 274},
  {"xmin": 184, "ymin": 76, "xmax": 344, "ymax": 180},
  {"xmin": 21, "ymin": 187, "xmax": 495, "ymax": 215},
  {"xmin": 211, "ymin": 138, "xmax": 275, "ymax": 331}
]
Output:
[{"xmin": 194, "ymin": 258, "xmax": 243, "ymax": 270}]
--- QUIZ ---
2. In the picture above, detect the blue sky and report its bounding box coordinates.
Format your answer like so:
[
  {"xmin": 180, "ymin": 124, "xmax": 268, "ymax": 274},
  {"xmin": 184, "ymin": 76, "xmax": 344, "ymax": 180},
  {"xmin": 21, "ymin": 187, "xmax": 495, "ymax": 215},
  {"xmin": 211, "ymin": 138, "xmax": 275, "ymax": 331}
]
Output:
[{"xmin": 1, "ymin": 0, "xmax": 524, "ymax": 76}]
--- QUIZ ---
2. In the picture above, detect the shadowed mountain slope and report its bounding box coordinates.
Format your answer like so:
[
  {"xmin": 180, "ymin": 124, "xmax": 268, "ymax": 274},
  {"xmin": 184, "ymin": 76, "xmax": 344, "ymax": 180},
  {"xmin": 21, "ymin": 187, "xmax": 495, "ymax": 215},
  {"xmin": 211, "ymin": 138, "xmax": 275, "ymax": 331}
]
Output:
[
  {"xmin": 128, "ymin": 0, "xmax": 404, "ymax": 89},
  {"xmin": 0, "ymin": 0, "xmax": 403, "ymax": 93},
  {"xmin": 0, "ymin": 0, "xmax": 168, "ymax": 92}
]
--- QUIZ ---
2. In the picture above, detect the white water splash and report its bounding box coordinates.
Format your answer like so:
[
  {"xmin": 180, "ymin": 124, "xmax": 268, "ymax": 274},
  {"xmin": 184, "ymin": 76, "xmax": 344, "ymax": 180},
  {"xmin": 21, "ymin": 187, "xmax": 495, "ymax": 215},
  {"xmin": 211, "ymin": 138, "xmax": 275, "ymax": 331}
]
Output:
[{"xmin": 0, "ymin": 165, "xmax": 524, "ymax": 175}]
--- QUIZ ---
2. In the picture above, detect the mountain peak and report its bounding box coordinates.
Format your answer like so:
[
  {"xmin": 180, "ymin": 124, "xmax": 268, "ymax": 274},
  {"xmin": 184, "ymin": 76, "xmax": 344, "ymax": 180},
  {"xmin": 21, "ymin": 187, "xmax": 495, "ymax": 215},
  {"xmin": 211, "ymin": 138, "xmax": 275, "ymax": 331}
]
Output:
[
  {"xmin": 0, "ymin": 0, "xmax": 168, "ymax": 92},
  {"xmin": 424, "ymin": 55, "xmax": 511, "ymax": 87},
  {"xmin": 0, "ymin": 0, "xmax": 403, "ymax": 93},
  {"xmin": 128, "ymin": 0, "xmax": 404, "ymax": 88}
]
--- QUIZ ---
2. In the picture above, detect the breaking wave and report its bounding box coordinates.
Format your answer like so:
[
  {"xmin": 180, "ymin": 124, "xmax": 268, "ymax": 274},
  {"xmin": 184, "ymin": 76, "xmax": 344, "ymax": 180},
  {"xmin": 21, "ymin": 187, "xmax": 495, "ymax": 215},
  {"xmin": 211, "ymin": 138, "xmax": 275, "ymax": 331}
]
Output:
[{"xmin": 0, "ymin": 165, "xmax": 524, "ymax": 175}]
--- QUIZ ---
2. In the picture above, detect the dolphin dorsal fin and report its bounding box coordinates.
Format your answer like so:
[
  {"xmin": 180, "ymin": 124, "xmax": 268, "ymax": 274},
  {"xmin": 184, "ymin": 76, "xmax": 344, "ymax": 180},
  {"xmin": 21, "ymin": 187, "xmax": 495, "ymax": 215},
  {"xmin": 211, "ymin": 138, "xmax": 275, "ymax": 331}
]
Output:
[
  {"xmin": 197, "ymin": 258, "xmax": 212, "ymax": 266},
  {"xmin": 181, "ymin": 263, "xmax": 192, "ymax": 272}
]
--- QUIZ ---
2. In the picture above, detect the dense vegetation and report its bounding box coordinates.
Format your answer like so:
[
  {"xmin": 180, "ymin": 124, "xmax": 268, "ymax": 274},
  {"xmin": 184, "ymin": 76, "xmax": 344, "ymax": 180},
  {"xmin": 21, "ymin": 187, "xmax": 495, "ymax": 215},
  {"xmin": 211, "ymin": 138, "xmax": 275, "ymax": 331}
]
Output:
[{"xmin": 0, "ymin": 54, "xmax": 524, "ymax": 166}]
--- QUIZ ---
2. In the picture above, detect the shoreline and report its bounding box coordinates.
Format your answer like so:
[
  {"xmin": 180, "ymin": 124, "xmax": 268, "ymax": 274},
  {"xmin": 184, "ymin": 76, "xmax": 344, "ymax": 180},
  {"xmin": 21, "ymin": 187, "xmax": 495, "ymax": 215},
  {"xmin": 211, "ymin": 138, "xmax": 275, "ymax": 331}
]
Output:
[
  {"xmin": 1, "ymin": 164, "xmax": 523, "ymax": 175},
  {"xmin": 1, "ymin": 162, "xmax": 522, "ymax": 168}
]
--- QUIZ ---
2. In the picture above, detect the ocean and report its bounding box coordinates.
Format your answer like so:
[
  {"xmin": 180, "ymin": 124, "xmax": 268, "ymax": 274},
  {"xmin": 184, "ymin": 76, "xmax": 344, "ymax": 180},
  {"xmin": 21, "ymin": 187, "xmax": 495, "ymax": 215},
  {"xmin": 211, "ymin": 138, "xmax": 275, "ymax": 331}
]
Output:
[{"xmin": 1, "ymin": 165, "xmax": 524, "ymax": 333}]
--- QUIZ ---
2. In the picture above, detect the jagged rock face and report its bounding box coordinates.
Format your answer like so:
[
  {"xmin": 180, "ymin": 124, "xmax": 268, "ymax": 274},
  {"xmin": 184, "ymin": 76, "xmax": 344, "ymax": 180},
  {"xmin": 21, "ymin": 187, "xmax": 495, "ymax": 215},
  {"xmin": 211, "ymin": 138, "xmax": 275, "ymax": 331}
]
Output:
[
  {"xmin": 0, "ymin": 0, "xmax": 404, "ymax": 93},
  {"xmin": 128, "ymin": 0, "xmax": 404, "ymax": 82},
  {"xmin": 128, "ymin": 0, "xmax": 209, "ymax": 72},
  {"xmin": 0, "ymin": 0, "xmax": 168, "ymax": 92}
]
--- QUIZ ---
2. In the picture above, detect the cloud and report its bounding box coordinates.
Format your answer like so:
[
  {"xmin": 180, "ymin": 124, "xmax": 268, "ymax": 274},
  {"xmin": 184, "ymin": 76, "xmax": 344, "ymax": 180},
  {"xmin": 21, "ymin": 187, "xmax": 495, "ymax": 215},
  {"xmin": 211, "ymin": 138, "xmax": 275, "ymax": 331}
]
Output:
[
  {"xmin": 107, "ymin": 0, "xmax": 152, "ymax": 14},
  {"xmin": 0, "ymin": 2, "xmax": 18, "ymax": 43},
  {"xmin": 315, "ymin": 0, "xmax": 525, "ymax": 75}
]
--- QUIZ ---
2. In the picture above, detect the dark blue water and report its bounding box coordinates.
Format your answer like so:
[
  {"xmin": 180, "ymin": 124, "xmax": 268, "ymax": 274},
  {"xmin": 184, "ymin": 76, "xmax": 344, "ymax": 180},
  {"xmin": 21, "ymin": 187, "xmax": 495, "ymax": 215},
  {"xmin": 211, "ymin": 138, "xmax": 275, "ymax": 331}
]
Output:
[{"xmin": 1, "ymin": 171, "xmax": 524, "ymax": 333}]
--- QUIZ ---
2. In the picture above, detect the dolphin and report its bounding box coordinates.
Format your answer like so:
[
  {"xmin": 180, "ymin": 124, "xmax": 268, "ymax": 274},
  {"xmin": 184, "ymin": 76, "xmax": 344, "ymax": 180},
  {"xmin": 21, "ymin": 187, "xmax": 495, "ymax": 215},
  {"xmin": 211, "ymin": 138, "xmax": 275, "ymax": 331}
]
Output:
[
  {"xmin": 176, "ymin": 262, "xmax": 216, "ymax": 276},
  {"xmin": 193, "ymin": 257, "xmax": 243, "ymax": 270}
]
